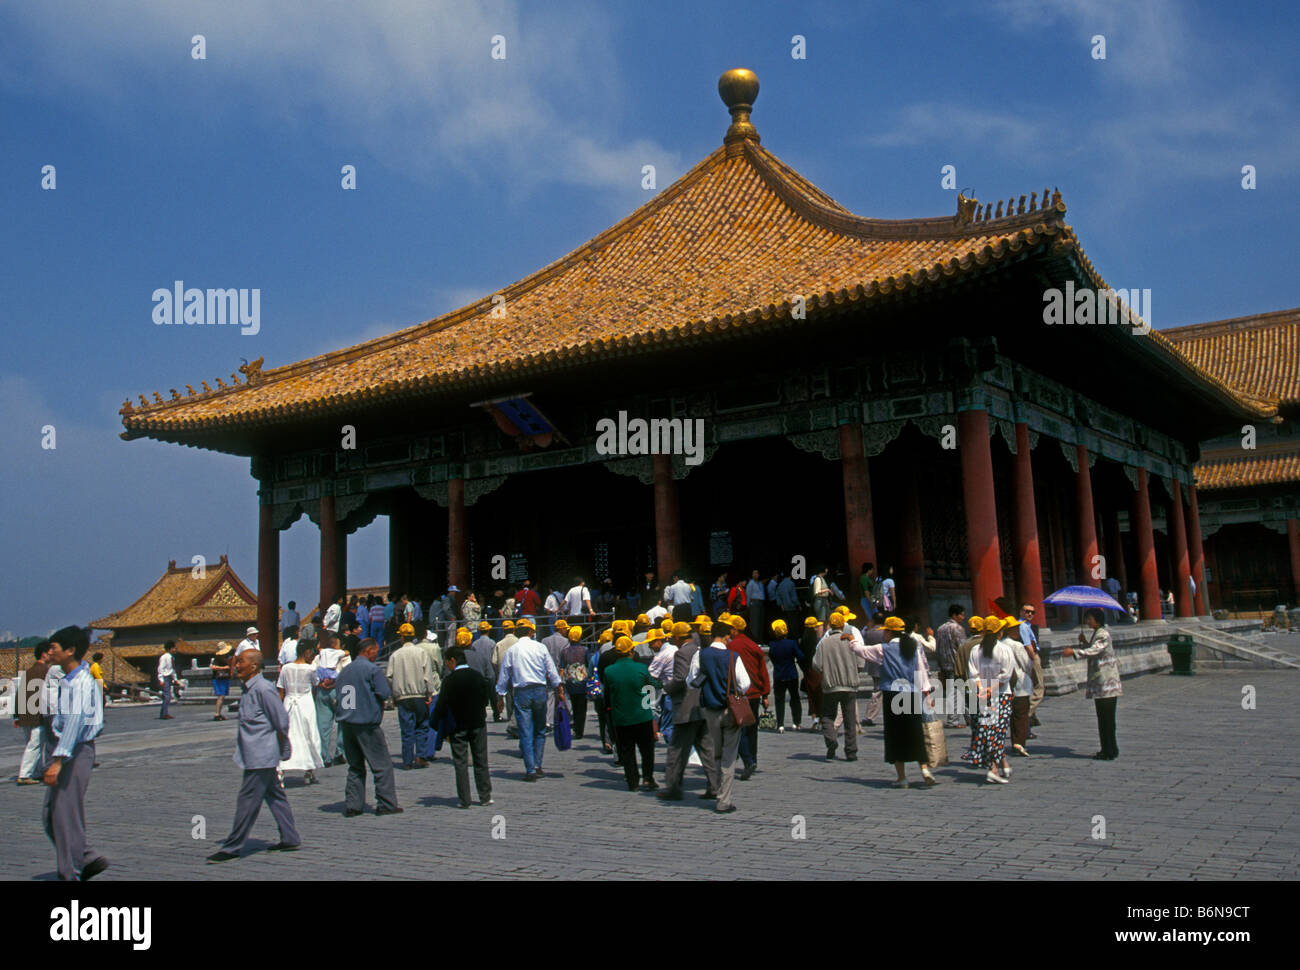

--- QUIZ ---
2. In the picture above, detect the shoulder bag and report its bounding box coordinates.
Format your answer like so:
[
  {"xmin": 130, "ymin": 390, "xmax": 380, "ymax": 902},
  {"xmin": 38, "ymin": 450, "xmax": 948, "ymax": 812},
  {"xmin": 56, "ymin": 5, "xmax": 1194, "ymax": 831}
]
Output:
[{"xmin": 725, "ymin": 654, "xmax": 756, "ymax": 729}]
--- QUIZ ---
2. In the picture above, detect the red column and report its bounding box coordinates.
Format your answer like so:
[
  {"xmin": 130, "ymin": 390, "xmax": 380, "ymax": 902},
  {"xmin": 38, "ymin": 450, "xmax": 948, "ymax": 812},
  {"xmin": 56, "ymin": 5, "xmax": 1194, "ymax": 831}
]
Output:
[
  {"xmin": 1132, "ymin": 469, "xmax": 1162, "ymax": 621},
  {"xmin": 959, "ymin": 410, "xmax": 1003, "ymax": 611},
  {"xmin": 652, "ymin": 454, "xmax": 682, "ymax": 580},
  {"xmin": 899, "ymin": 467, "xmax": 928, "ymax": 626},
  {"xmin": 1185, "ymin": 484, "xmax": 1207, "ymax": 615},
  {"xmin": 1287, "ymin": 518, "xmax": 1300, "ymax": 604},
  {"xmin": 1169, "ymin": 480, "xmax": 1193, "ymax": 618},
  {"xmin": 1076, "ymin": 444, "xmax": 1099, "ymax": 587},
  {"xmin": 448, "ymin": 478, "xmax": 470, "ymax": 592},
  {"xmin": 320, "ymin": 494, "xmax": 339, "ymax": 614},
  {"xmin": 840, "ymin": 424, "xmax": 878, "ymax": 574},
  {"xmin": 257, "ymin": 502, "xmax": 280, "ymax": 661},
  {"xmin": 1011, "ymin": 423, "xmax": 1044, "ymax": 619}
]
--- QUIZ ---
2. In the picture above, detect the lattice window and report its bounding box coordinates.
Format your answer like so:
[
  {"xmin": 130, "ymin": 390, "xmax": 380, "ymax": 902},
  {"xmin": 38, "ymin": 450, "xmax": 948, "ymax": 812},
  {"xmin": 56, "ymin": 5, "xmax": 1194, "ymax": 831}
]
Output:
[{"xmin": 918, "ymin": 456, "xmax": 969, "ymax": 581}]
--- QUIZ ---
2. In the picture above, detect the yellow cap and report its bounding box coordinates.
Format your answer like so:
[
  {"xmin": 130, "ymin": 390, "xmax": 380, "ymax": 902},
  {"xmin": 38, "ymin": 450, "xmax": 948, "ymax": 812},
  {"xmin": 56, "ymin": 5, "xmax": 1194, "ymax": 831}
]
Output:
[
  {"xmin": 614, "ymin": 635, "xmax": 635, "ymax": 655},
  {"xmin": 567, "ymin": 626, "xmax": 582, "ymax": 642},
  {"xmin": 660, "ymin": 618, "xmax": 673, "ymax": 632},
  {"xmin": 501, "ymin": 620, "xmax": 515, "ymax": 630},
  {"xmin": 555, "ymin": 618, "xmax": 569, "ymax": 631},
  {"xmin": 804, "ymin": 616, "xmax": 819, "ymax": 628},
  {"xmin": 455, "ymin": 629, "xmax": 473, "ymax": 647},
  {"xmin": 883, "ymin": 616, "xmax": 905, "ymax": 632},
  {"xmin": 478, "ymin": 620, "xmax": 492, "ymax": 632},
  {"xmin": 635, "ymin": 613, "xmax": 651, "ymax": 626},
  {"xmin": 598, "ymin": 629, "xmax": 613, "ymax": 643},
  {"xmin": 828, "ymin": 613, "xmax": 847, "ymax": 629},
  {"xmin": 398, "ymin": 623, "xmax": 415, "ymax": 636},
  {"xmin": 983, "ymin": 615, "xmax": 1004, "ymax": 633},
  {"xmin": 672, "ymin": 621, "xmax": 693, "ymax": 638},
  {"xmin": 728, "ymin": 614, "xmax": 747, "ymax": 632},
  {"xmin": 968, "ymin": 616, "xmax": 985, "ymax": 632},
  {"xmin": 838, "ymin": 609, "xmax": 857, "ymax": 622},
  {"xmin": 692, "ymin": 614, "xmax": 711, "ymax": 627},
  {"xmin": 771, "ymin": 619, "xmax": 788, "ymax": 637},
  {"xmin": 516, "ymin": 617, "xmax": 535, "ymax": 631}
]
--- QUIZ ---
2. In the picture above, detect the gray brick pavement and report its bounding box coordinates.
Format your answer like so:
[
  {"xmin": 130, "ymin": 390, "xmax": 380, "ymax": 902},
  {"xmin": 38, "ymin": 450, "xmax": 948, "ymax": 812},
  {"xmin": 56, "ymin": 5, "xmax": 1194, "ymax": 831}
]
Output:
[{"xmin": 2, "ymin": 668, "xmax": 1296, "ymax": 879}]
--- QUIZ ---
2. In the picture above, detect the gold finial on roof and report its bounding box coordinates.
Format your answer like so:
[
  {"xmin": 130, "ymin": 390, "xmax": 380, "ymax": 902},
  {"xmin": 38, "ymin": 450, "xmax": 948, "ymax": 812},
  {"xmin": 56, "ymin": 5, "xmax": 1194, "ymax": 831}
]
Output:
[
  {"xmin": 138, "ymin": 394, "xmax": 149, "ymax": 407},
  {"xmin": 201, "ymin": 381, "xmax": 212, "ymax": 393},
  {"xmin": 718, "ymin": 68, "xmax": 760, "ymax": 150}
]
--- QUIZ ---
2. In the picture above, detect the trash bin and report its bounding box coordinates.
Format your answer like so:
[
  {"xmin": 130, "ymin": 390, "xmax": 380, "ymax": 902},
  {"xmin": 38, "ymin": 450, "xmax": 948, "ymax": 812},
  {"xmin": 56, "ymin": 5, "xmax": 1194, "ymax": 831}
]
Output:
[{"xmin": 1167, "ymin": 634, "xmax": 1195, "ymax": 675}]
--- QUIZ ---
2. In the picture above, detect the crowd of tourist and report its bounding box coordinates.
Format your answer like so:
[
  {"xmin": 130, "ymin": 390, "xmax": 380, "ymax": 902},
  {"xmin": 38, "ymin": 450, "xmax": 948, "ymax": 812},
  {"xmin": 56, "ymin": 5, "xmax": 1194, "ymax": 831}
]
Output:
[{"xmin": 14, "ymin": 562, "xmax": 1130, "ymax": 877}]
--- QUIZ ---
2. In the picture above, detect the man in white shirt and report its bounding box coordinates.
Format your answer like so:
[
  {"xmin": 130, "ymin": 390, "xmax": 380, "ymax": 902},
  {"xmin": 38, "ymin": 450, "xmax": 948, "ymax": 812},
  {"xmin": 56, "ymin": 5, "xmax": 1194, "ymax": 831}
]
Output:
[
  {"xmin": 646, "ymin": 601, "xmax": 669, "ymax": 625},
  {"xmin": 277, "ymin": 628, "xmax": 299, "ymax": 667},
  {"xmin": 563, "ymin": 578, "xmax": 593, "ymax": 621},
  {"xmin": 235, "ymin": 628, "xmax": 260, "ymax": 657},
  {"xmin": 157, "ymin": 641, "xmax": 177, "ymax": 720},
  {"xmin": 648, "ymin": 626, "xmax": 683, "ymax": 743},
  {"xmin": 663, "ymin": 573, "xmax": 694, "ymax": 622},
  {"xmin": 322, "ymin": 596, "xmax": 343, "ymax": 635},
  {"xmin": 495, "ymin": 618, "xmax": 563, "ymax": 781}
]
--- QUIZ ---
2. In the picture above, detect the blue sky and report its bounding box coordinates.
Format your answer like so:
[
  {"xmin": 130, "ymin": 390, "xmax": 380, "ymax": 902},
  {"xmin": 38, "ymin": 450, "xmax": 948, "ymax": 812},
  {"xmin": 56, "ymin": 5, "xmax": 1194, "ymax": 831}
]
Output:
[{"xmin": 1, "ymin": 0, "xmax": 1296, "ymax": 638}]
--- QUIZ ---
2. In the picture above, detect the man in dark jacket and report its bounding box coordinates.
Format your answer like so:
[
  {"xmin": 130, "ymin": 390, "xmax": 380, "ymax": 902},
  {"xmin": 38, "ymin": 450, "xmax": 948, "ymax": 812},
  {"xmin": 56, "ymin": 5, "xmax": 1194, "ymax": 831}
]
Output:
[
  {"xmin": 432, "ymin": 649, "xmax": 492, "ymax": 808},
  {"xmin": 335, "ymin": 638, "xmax": 401, "ymax": 817}
]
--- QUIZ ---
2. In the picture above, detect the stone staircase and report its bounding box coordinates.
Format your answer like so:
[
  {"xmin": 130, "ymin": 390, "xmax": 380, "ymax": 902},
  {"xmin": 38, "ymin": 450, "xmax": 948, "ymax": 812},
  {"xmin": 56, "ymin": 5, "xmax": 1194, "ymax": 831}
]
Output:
[{"xmin": 1175, "ymin": 626, "xmax": 1300, "ymax": 671}]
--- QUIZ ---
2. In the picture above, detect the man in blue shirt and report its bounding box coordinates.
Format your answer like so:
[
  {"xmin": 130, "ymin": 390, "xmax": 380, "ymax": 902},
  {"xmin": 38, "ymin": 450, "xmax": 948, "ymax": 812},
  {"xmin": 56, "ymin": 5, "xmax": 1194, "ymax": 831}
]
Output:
[
  {"xmin": 335, "ymin": 637, "xmax": 402, "ymax": 816},
  {"xmin": 42, "ymin": 625, "xmax": 107, "ymax": 881}
]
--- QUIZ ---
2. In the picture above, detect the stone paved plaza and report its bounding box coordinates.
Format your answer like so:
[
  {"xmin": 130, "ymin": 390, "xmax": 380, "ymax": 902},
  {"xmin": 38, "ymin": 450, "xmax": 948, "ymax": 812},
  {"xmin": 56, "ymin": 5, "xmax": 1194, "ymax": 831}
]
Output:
[{"xmin": 3, "ymin": 667, "xmax": 1297, "ymax": 880}]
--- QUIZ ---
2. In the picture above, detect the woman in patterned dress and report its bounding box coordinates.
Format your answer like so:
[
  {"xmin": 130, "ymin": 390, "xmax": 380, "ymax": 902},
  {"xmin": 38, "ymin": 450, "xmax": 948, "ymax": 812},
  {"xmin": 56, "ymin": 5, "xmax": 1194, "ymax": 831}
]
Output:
[
  {"xmin": 962, "ymin": 615, "xmax": 1014, "ymax": 784},
  {"xmin": 1062, "ymin": 607, "xmax": 1122, "ymax": 760}
]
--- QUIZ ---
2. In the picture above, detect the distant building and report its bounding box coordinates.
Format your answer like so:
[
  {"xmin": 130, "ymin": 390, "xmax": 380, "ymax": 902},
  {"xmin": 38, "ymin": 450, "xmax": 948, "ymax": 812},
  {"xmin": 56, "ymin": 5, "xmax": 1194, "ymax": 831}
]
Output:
[
  {"xmin": 1165, "ymin": 308, "xmax": 1300, "ymax": 611},
  {"xmin": 88, "ymin": 555, "xmax": 258, "ymax": 679}
]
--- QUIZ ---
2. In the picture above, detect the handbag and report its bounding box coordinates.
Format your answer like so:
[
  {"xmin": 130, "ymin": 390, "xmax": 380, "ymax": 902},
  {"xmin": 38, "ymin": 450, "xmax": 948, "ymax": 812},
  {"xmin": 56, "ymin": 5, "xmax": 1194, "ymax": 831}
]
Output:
[
  {"xmin": 725, "ymin": 655, "xmax": 756, "ymax": 729},
  {"xmin": 921, "ymin": 694, "xmax": 948, "ymax": 766},
  {"xmin": 554, "ymin": 699, "xmax": 573, "ymax": 751}
]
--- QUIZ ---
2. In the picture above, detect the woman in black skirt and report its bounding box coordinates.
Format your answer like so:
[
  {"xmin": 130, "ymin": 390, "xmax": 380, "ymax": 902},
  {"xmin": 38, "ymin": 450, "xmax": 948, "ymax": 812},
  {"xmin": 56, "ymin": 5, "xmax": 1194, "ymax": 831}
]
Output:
[{"xmin": 858, "ymin": 616, "xmax": 936, "ymax": 788}]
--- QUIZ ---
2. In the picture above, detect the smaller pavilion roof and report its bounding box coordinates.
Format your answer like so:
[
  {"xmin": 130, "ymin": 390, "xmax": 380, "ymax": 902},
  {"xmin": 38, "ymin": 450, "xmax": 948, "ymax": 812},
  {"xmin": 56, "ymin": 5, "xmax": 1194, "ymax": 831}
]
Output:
[{"xmin": 90, "ymin": 555, "xmax": 257, "ymax": 630}]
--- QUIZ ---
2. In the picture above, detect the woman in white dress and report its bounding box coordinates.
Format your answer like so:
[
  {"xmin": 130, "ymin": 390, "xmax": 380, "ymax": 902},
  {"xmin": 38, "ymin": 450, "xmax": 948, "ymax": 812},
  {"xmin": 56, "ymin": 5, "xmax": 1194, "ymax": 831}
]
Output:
[{"xmin": 277, "ymin": 640, "xmax": 324, "ymax": 784}]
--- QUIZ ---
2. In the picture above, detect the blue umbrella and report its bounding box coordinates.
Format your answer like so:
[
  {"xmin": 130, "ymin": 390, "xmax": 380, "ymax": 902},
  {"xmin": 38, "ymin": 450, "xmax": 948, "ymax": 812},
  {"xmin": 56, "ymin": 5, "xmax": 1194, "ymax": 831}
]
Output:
[{"xmin": 1043, "ymin": 585, "xmax": 1127, "ymax": 611}]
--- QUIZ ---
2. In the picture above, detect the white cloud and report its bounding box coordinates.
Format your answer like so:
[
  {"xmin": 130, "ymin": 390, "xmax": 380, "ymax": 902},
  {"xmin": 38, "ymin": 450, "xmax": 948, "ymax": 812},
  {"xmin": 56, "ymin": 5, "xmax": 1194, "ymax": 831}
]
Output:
[{"xmin": 0, "ymin": 0, "xmax": 678, "ymax": 194}]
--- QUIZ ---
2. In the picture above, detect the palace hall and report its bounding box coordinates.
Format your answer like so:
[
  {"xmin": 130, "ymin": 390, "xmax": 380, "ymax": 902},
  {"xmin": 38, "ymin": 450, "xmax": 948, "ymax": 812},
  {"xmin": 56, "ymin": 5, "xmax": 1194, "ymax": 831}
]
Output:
[{"xmin": 118, "ymin": 69, "xmax": 1286, "ymax": 648}]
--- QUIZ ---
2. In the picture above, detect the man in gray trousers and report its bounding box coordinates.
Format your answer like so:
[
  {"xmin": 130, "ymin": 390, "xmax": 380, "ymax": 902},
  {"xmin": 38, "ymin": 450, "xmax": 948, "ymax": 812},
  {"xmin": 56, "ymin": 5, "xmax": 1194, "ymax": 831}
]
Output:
[
  {"xmin": 207, "ymin": 650, "xmax": 301, "ymax": 862},
  {"xmin": 658, "ymin": 623, "xmax": 716, "ymax": 801},
  {"xmin": 43, "ymin": 625, "xmax": 108, "ymax": 881},
  {"xmin": 335, "ymin": 637, "xmax": 402, "ymax": 816}
]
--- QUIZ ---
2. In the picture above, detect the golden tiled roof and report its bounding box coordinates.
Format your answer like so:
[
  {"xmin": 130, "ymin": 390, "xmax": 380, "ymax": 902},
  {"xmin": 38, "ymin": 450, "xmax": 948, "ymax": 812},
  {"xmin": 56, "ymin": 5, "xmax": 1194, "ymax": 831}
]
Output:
[
  {"xmin": 90, "ymin": 556, "xmax": 257, "ymax": 630},
  {"xmin": 119, "ymin": 73, "xmax": 1273, "ymax": 439},
  {"xmin": 1163, "ymin": 308, "xmax": 1300, "ymax": 409},
  {"xmin": 0, "ymin": 646, "xmax": 150, "ymax": 684},
  {"xmin": 1195, "ymin": 448, "xmax": 1300, "ymax": 490}
]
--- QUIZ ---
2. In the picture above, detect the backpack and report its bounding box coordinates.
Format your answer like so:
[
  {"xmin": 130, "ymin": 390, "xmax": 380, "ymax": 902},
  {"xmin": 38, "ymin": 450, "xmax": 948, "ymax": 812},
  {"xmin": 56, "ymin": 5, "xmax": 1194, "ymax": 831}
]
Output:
[{"xmin": 565, "ymin": 659, "xmax": 589, "ymax": 684}]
